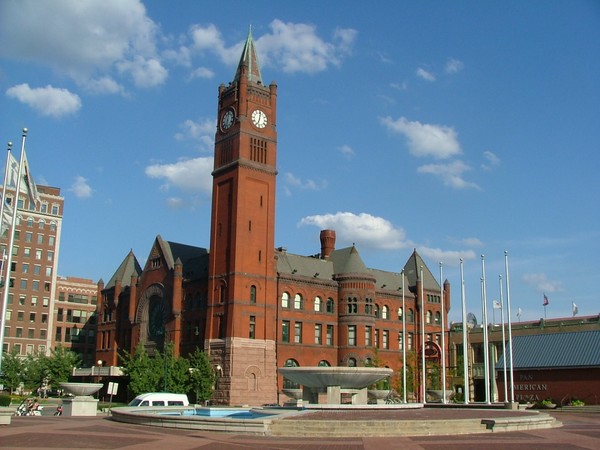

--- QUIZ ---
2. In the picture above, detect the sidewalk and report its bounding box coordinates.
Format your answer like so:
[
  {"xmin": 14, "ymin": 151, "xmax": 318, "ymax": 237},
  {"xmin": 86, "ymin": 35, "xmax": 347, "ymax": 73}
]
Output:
[{"xmin": 1, "ymin": 410, "xmax": 599, "ymax": 449}]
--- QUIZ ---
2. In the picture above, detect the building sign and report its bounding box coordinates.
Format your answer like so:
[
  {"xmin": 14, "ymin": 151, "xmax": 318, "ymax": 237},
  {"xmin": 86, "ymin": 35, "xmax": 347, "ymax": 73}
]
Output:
[{"xmin": 514, "ymin": 373, "xmax": 547, "ymax": 403}]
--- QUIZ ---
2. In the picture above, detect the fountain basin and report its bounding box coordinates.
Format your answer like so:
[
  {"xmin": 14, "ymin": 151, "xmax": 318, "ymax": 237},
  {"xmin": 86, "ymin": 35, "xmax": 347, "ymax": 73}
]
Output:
[
  {"xmin": 59, "ymin": 382, "xmax": 103, "ymax": 397},
  {"xmin": 279, "ymin": 366, "xmax": 393, "ymax": 389}
]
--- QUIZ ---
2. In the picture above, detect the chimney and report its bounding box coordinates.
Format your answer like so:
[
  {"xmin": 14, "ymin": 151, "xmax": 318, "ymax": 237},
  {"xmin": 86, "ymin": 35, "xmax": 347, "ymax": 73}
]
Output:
[{"xmin": 320, "ymin": 229, "xmax": 336, "ymax": 260}]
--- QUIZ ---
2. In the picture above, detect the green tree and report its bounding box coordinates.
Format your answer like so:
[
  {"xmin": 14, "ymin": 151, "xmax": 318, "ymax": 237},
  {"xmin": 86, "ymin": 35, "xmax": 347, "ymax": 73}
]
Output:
[
  {"xmin": 162, "ymin": 342, "xmax": 190, "ymax": 394},
  {"xmin": 187, "ymin": 348, "xmax": 216, "ymax": 403},
  {"xmin": 23, "ymin": 352, "xmax": 47, "ymax": 391},
  {"xmin": 45, "ymin": 346, "xmax": 81, "ymax": 387},
  {"xmin": 0, "ymin": 349, "xmax": 24, "ymax": 394},
  {"xmin": 120, "ymin": 343, "xmax": 162, "ymax": 398}
]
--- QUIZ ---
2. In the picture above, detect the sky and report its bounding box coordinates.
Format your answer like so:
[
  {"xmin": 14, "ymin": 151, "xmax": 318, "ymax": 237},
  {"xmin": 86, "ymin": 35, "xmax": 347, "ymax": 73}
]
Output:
[{"xmin": 0, "ymin": 0, "xmax": 598, "ymax": 325}]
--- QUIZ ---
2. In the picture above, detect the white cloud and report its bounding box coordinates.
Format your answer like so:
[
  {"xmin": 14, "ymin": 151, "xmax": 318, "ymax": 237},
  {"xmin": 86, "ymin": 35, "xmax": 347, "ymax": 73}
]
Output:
[
  {"xmin": 165, "ymin": 197, "xmax": 185, "ymax": 210},
  {"xmin": 6, "ymin": 84, "xmax": 81, "ymax": 117},
  {"xmin": 187, "ymin": 67, "xmax": 215, "ymax": 81},
  {"xmin": 380, "ymin": 116, "xmax": 462, "ymax": 159},
  {"xmin": 145, "ymin": 157, "xmax": 213, "ymax": 194},
  {"xmin": 418, "ymin": 246, "xmax": 477, "ymax": 265},
  {"xmin": 416, "ymin": 67, "xmax": 436, "ymax": 81},
  {"xmin": 299, "ymin": 212, "xmax": 408, "ymax": 250},
  {"xmin": 522, "ymin": 273, "xmax": 563, "ymax": 294},
  {"xmin": 117, "ymin": 56, "xmax": 168, "ymax": 88},
  {"xmin": 69, "ymin": 176, "xmax": 93, "ymax": 199},
  {"xmin": 481, "ymin": 150, "xmax": 501, "ymax": 170},
  {"xmin": 84, "ymin": 77, "xmax": 126, "ymax": 95},
  {"xmin": 255, "ymin": 20, "xmax": 357, "ymax": 74},
  {"xmin": 174, "ymin": 118, "xmax": 215, "ymax": 151},
  {"xmin": 418, "ymin": 160, "xmax": 480, "ymax": 190},
  {"xmin": 0, "ymin": 0, "xmax": 164, "ymax": 88},
  {"xmin": 338, "ymin": 144, "xmax": 355, "ymax": 158},
  {"xmin": 445, "ymin": 58, "xmax": 464, "ymax": 74},
  {"xmin": 453, "ymin": 237, "xmax": 484, "ymax": 247},
  {"xmin": 284, "ymin": 172, "xmax": 326, "ymax": 191}
]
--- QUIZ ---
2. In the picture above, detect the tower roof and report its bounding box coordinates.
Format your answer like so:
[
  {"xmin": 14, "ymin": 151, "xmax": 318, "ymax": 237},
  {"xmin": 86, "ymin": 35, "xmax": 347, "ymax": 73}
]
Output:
[
  {"xmin": 105, "ymin": 249, "xmax": 142, "ymax": 290},
  {"xmin": 233, "ymin": 26, "xmax": 263, "ymax": 85},
  {"xmin": 403, "ymin": 249, "xmax": 440, "ymax": 292}
]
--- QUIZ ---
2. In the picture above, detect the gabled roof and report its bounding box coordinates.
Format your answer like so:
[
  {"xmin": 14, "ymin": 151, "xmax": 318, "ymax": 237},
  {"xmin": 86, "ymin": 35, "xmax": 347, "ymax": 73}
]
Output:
[
  {"xmin": 233, "ymin": 26, "xmax": 263, "ymax": 85},
  {"xmin": 276, "ymin": 250, "xmax": 334, "ymax": 281},
  {"xmin": 496, "ymin": 330, "xmax": 600, "ymax": 369},
  {"xmin": 403, "ymin": 249, "xmax": 440, "ymax": 292},
  {"xmin": 105, "ymin": 250, "xmax": 142, "ymax": 290}
]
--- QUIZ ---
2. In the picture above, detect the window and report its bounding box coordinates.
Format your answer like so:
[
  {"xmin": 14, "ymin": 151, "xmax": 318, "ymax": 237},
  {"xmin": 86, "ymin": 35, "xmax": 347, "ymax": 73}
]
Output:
[
  {"xmin": 35, "ymin": 249, "xmax": 42, "ymax": 260},
  {"xmin": 20, "ymin": 279, "xmax": 27, "ymax": 289},
  {"xmin": 25, "ymin": 232, "xmax": 32, "ymax": 242},
  {"xmin": 435, "ymin": 311, "xmax": 441, "ymax": 324},
  {"xmin": 37, "ymin": 234, "xmax": 44, "ymax": 244},
  {"xmin": 250, "ymin": 285, "xmax": 256, "ymax": 304},
  {"xmin": 426, "ymin": 310, "xmax": 432, "ymax": 324},
  {"xmin": 249, "ymin": 315, "xmax": 255, "ymax": 339},
  {"xmin": 326, "ymin": 298, "xmax": 335, "ymax": 313},
  {"xmin": 383, "ymin": 330, "xmax": 389, "ymax": 349},
  {"xmin": 293, "ymin": 294, "xmax": 303, "ymax": 310},
  {"xmin": 48, "ymin": 236, "xmax": 55, "ymax": 246},
  {"xmin": 365, "ymin": 298, "xmax": 373, "ymax": 315},
  {"xmin": 348, "ymin": 357, "xmax": 357, "ymax": 367},
  {"xmin": 16, "ymin": 327, "xmax": 23, "ymax": 337},
  {"xmin": 281, "ymin": 292, "xmax": 290, "ymax": 308},
  {"xmin": 294, "ymin": 322, "xmax": 302, "ymax": 343},
  {"xmin": 55, "ymin": 327, "xmax": 62, "ymax": 342},
  {"xmin": 24, "ymin": 247, "xmax": 31, "ymax": 257},
  {"xmin": 407, "ymin": 308, "xmax": 414, "ymax": 323},
  {"xmin": 282, "ymin": 321, "xmax": 290, "ymax": 343},
  {"xmin": 397, "ymin": 307, "xmax": 403, "ymax": 320},
  {"xmin": 365, "ymin": 326, "xmax": 372, "ymax": 347},
  {"xmin": 348, "ymin": 325, "xmax": 357, "ymax": 346},
  {"xmin": 408, "ymin": 332, "xmax": 413, "ymax": 350},
  {"xmin": 45, "ymin": 267, "xmax": 52, "ymax": 277},
  {"xmin": 398, "ymin": 332, "xmax": 403, "ymax": 350},
  {"xmin": 19, "ymin": 295, "xmax": 25, "ymax": 306},
  {"xmin": 57, "ymin": 308, "xmax": 63, "ymax": 321},
  {"xmin": 28, "ymin": 328, "xmax": 35, "ymax": 338},
  {"xmin": 29, "ymin": 312, "xmax": 35, "ymax": 322},
  {"xmin": 347, "ymin": 297, "xmax": 358, "ymax": 314},
  {"xmin": 52, "ymin": 205, "xmax": 59, "ymax": 215},
  {"xmin": 47, "ymin": 251, "xmax": 54, "ymax": 262},
  {"xmin": 314, "ymin": 296, "xmax": 322, "ymax": 312},
  {"xmin": 41, "ymin": 313, "xmax": 47, "ymax": 323},
  {"xmin": 17, "ymin": 311, "xmax": 24, "ymax": 321},
  {"xmin": 326, "ymin": 325, "xmax": 334, "ymax": 346},
  {"xmin": 43, "ymin": 297, "xmax": 49, "ymax": 307},
  {"xmin": 27, "ymin": 217, "xmax": 33, "ymax": 227},
  {"xmin": 314, "ymin": 324, "xmax": 322, "ymax": 344},
  {"xmin": 22, "ymin": 263, "xmax": 29, "ymax": 273},
  {"xmin": 382, "ymin": 305, "xmax": 389, "ymax": 319},
  {"xmin": 375, "ymin": 329, "xmax": 380, "ymax": 348},
  {"xmin": 374, "ymin": 304, "xmax": 380, "ymax": 318}
]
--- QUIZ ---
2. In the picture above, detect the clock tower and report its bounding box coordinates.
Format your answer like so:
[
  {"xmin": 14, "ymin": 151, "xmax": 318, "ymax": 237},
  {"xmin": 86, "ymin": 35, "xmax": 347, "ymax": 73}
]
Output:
[{"xmin": 206, "ymin": 28, "xmax": 278, "ymax": 405}]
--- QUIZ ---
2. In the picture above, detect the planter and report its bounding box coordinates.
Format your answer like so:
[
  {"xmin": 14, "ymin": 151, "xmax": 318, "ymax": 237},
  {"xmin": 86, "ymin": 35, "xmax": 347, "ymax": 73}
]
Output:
[{"xmin": 0, "ymin": 406, "xmax": 16, "ymax": 425}]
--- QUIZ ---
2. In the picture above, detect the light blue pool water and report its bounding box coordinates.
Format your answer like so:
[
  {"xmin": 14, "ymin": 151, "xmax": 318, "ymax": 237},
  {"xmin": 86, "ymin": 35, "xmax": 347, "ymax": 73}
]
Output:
[{"xmin": 158, "ymin": 407, "xmax": 275, "ymax": 419}]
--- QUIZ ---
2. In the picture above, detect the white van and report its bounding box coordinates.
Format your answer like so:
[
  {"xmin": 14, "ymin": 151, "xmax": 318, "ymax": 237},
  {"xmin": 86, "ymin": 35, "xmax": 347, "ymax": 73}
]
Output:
[{"xmin": 128, "ymin": 392, "xmax": 189, "ymax": 407}]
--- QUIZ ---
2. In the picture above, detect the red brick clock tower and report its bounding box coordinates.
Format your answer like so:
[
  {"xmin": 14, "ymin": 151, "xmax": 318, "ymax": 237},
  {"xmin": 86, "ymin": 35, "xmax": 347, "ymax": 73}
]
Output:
[{"xmin": 206, "ymin": 29, "xmax": 278, "ymax": 405}]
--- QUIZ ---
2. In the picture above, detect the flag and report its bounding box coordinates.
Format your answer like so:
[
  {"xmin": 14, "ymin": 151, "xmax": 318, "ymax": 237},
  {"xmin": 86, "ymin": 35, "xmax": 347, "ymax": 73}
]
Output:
[
  {"xmin": 543, "ymin": 294, "xmax": 549, "ymax": 306},
  {"xmin": 572, "ymin": 302, "xmax": 578, "ymax": 317},
  {"xmin": 0, "ymin": 194, "xmax": 13, "ymax": 234},
  {"xmin": 21, "ymin": 150, "xmax": 40, "ymax": 207},
  {"xmin": 517, "ymin": 307, "xmax": 522, "ymax": 317},
  {"xmin": 6, "ymin": 153, "xmax": 19, "ymax": 188},
  {"xmin": 493, "ymin": 300, "xmax": 502, "ymax": 309}
]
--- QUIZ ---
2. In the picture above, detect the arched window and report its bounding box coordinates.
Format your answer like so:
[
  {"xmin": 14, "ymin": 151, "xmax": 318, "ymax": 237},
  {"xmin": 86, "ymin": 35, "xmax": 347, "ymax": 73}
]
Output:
[
  {"xmin": 283, "ymin": 359, "xmax": 300, "ymax": 389},
  {"xmin": 365, "ymin": 298, "xmax": 373, "ymax": 314},
  {"xmin": 435, "ymin": 311, "xmax": 441, "ymax": 324},
  {"xmin": 250, "ymin": 285, "xmax": 256, "ymax": 304},
  {"xmin": 326, "ymin": 298, "xmax": 335, "ymax": 313},
  {"xmin": 374, "ymin": 304, "xmax": 380, "ymax": 318},
  {"xmin": 397, "ymin": 307, "xmax": 403, "ymax": 320},
  {"xmin": 293, "ymin": 293, "xmax": 303, "ymax": 310},
  {"xmin": 281, "ymin": 292, "xmax": 290, "ymax": 308},
  {"xmin": 382, "ymin": 305, "xmax": 389, "ymax": 319},
  {"xmin": 314, "ymin": 296, "xmax": 322, "ymax": 312},
  {"xmin": 426, "ymin": 310, "xmax": 432, "ymax": 324},
  {"xmin": 347, "ymin": 357, "xmax": 357, "ymax": 367},
  {"xmin": 318, "ymin": 360, "xmax": 331, "ymax": 367},
  {"xmin": 407, "ymin": 308, "xmax": 414, "ymax": 323}
]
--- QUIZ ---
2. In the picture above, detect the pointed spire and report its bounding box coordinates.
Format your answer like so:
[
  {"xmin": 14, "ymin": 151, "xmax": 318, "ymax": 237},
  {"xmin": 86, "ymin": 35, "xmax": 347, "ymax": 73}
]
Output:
[{"xmin": 233, "ymin": 25, "xmax": 263, "ymax": 85}]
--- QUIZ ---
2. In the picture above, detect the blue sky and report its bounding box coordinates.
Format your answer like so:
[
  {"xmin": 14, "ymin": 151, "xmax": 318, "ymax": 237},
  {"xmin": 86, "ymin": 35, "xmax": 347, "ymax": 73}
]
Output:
[{"xmin": 0, "ymin": 0, "xmax": 598, "ymax": 324}]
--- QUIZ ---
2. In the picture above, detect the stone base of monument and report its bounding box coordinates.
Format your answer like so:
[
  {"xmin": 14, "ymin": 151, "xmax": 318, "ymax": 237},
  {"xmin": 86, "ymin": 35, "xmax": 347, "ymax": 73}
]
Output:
[{"xmin": 62, "ymin": 396, "xmax": 99, "ymax": 416}]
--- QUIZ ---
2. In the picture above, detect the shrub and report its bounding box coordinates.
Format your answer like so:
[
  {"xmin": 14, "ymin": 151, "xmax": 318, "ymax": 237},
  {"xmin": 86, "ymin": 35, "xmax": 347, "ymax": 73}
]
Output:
[
  {"xmin": 570, "ymin": 399, "xmax": 585, "ymax": 406},
  {"xmin": 0, "ymin": 394, "xmax": 11, "ymax": 407}
]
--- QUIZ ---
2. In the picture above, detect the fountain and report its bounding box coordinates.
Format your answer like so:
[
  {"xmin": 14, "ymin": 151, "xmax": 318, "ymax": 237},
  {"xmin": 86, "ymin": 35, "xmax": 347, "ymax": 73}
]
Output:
[
  {"xmin": 59, "ymin": 382, "xmax": 103, "ymax": 416},
  {"xmin": 279, "ymin": 366, "xmax": 394, "ymax": 406}
]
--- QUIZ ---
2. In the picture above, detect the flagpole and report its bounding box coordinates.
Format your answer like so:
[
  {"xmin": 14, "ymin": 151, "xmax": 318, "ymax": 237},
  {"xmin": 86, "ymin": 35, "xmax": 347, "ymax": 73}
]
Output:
[
  {"xmin": 0, "ymin": 142, "xmax": 13, "ymax": 236},
  {"xmin": 481, "ymin": 255, "xmax": 491, "ymax": 404},
  {"xmin": 0, "ymin": 129, "xmax": 27, "ymax": 374},
  {"xmin": 439, "ymin": 262, "xmax": 447, "ymax": 404},
  {"xmin": 460, "ymin": 258, "xmax": 469, "ymax": 404},
  {"xmin": 499, "ymin": 275, "xmax": 508, "ymax": 403},
  {"xmin": 401, "ymin": 270, "xmax": 407, "ymax": 403},
  {"xmin": 420, "ymin": 266, "xmax": 426, "ymax": 404},
  {"xmin": 504, "ymin": 251, "xmax": 515, "ymax": 404}
]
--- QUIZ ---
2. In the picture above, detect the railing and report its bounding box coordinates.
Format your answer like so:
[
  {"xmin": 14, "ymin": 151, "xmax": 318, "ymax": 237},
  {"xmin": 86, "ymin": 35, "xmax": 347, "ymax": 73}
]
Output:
[{"xmin": 72, "ymin": 366, "xmax": 124, "ymax": 377}]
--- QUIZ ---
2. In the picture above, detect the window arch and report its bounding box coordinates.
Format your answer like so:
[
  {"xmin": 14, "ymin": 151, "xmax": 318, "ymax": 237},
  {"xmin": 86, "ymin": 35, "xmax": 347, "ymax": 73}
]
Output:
[
  {"xmin": 314, "ymin": 296, "xmax": 322, "ymax": 312},
  {"xmin": 347, "ymin": 357, "xmax": 357, "ymax": 367},
  {"xmin": 283, "ymin": 359, "xmax": 300, "ymax": 389},
  {"xmin": 382, "ymin": 305, "xmax": 389, "ymax": 319},
  {"xmin": 326, "ymin": 298, "xmax": 335, "ymax": 313},
  {"xmin": 281, "ymin": 292, "xmax": 290, "ymax": 308},
  {"xmin": 318, "ymin": 360, "xmax": 331, "ymax": 367},
  {"xmin": 293, "ymin": 293, "xmax": 303, "ymax": 310}
]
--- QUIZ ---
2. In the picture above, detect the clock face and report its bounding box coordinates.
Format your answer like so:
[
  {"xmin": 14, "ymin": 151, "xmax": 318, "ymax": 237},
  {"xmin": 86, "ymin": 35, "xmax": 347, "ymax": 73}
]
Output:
[
  {"xmin": 221, "ymin": 110, "xmax": 234, "ymax": 130},
  {"xmin": 251, "ymin": 109, "xmax": 267, "ymax": 129}
]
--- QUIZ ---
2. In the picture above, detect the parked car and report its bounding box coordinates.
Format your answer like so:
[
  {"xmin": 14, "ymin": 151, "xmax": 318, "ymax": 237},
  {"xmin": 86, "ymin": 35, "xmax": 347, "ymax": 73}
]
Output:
[{"xmin": 128, "ymin": 392, "xmax": 189, "ymax": 407}]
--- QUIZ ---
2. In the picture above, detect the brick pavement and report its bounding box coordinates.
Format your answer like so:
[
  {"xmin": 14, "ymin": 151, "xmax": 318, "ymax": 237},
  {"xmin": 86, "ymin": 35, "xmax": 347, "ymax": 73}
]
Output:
[{"xmin": 1, "ymin": 410, "xmax": 599, "ymax": 449}]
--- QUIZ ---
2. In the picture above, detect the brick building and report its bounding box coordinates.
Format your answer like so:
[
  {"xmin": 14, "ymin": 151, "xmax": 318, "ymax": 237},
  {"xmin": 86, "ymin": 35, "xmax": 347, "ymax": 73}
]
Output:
[
  {"xmin": 53, "ymin": 276, "xmax": 98, "ymax": 366},
  {"xmin": 96, "ymin": 30, "xmax": 450, "ymax": 406},
  {"xmin": 0, "ymin": 184, "xmax": 63, "ymax": 357}
]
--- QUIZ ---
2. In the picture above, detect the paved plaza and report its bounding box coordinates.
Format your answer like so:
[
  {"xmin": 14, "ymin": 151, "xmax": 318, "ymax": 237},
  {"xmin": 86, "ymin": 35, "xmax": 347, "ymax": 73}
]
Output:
[{"xmin": 1, "ymin": 410, "xmax": 600, "ymax": 449}]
